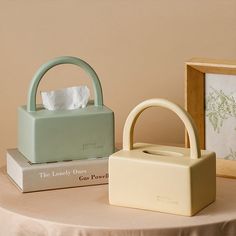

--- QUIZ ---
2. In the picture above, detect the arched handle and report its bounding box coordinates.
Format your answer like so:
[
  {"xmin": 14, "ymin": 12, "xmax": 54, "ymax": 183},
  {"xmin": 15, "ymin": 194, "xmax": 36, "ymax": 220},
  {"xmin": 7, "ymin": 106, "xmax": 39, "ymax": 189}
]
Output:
[
  {"xmin": 123, "ymin": 99, "xmax": 201, "ymax": 159},
  {"xmin": 27, "ymin": 56, "xmax": 103, "ymax": 112}
]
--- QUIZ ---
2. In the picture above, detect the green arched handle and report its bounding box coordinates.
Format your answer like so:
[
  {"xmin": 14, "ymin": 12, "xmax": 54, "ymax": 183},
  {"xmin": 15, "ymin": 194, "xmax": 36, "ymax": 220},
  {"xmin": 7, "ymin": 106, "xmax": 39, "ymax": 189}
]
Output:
[
  {"xmin": 123, "ymin": 98, "xmax": 201, "ymax": 159},
  {"xmin": 27, "ymin": 56, "xmax": 103, "ymax": 112}
]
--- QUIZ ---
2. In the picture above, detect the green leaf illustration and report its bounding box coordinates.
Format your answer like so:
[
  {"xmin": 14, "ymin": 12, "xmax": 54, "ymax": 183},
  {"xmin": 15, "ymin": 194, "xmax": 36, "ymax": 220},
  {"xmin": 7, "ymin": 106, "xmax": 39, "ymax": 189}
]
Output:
[{"xmin": 206, "ymin": 87, "xmax": 236, "ymax": 133}]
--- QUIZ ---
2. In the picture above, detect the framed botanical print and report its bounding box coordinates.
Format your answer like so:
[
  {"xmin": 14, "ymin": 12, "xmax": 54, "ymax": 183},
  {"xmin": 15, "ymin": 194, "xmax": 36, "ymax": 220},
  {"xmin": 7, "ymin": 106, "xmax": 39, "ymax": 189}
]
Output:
[{"xmin": 185, "ymin": 58, "xmax": 236, "ymax": 178}]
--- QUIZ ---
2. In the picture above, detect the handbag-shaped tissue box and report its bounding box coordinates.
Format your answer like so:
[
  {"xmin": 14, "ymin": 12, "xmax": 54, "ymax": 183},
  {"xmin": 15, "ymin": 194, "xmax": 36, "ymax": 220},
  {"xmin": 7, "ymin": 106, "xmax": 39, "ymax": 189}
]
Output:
[
  {"xmin": 109, "ymin": 99, "xmax": 216, "ymax": 216},
  {"xmin": 18, "ymin": 56, "xmax": 114, "ymax": 163}
]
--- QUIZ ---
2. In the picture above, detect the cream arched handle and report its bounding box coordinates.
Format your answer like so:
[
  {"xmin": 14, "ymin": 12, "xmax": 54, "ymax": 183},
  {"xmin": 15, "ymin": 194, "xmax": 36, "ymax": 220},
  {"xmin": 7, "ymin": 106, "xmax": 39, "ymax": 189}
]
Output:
[{"xmin": 123, "ymin": 99, "xmax": 201, "ymax": 159}]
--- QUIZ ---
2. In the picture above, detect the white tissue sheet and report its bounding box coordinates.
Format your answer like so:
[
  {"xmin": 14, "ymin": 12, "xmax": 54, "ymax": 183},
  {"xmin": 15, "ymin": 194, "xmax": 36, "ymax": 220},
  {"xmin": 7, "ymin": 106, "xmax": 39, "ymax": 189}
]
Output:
[{"xmin": 41, "ymin": 86, "xmax": 90, "ymax": 111}]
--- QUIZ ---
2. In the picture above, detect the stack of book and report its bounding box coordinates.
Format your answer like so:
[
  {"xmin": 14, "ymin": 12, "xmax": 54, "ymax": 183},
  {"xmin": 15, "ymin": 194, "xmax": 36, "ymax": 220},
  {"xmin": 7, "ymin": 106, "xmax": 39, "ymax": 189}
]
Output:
[{"xmin": 7, "ymin": 149, "xmax": 109, "ymax": 192}]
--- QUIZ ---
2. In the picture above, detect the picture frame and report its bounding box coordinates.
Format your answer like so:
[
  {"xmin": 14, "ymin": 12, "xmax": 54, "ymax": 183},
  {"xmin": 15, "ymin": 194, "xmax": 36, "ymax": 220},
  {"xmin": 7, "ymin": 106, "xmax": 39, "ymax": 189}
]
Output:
[{"xmin": 185, "ymin": 58, "xmax": 236, "ymax": 178}]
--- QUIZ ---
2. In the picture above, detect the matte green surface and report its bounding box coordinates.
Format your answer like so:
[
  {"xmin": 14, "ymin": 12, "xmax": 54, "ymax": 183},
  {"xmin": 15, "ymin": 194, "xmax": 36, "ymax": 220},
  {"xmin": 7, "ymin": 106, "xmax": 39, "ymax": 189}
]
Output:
[
  {"xmin": 18, "ymin": 103, "xmax": 114, "ymax": 163},
  {"xmin": 18, "ymin": 56, "xmax": 114, "ymax": 163}
]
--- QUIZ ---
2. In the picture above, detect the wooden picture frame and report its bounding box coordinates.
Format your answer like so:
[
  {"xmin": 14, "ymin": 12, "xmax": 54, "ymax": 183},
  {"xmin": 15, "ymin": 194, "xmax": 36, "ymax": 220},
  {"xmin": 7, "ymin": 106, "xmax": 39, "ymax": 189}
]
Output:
[{"xmin": 185, "ymin": 58, "xmax": 236, "ymax": 178}]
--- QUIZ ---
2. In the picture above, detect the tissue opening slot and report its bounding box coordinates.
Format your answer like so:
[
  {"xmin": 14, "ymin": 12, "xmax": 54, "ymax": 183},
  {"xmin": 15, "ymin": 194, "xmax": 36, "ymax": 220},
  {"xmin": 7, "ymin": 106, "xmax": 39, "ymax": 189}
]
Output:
[{"xmin": 143, "ymin": 150, "xmax": 184, "ymax": 157}]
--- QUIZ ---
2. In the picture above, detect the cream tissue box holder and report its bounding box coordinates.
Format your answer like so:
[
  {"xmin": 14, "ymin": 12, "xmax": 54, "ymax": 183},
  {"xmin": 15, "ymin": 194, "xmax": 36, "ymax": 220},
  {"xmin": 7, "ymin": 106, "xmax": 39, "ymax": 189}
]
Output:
[{"xmin": 109, "ymin": 99, "xmax": 216, "ymax": 216}]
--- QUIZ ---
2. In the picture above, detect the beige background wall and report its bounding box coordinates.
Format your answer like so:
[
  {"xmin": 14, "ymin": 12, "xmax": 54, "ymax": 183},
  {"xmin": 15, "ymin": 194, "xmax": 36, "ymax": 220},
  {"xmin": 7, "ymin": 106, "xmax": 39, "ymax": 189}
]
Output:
[{"xmin": 1, "ymin": 0, "xmax": 236, "ymax": 162}]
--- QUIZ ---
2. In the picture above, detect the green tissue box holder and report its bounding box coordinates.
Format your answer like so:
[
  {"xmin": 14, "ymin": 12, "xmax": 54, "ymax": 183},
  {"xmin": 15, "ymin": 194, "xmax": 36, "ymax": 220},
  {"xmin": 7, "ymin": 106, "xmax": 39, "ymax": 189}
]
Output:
[{"xmin": 18, "ymin": 56, "xmax": 115, "ymax": 163}]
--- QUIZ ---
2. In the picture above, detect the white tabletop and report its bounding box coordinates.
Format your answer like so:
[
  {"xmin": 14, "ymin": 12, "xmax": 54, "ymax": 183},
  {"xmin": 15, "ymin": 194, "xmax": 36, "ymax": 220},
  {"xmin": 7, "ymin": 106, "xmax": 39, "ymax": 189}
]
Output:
[{"xmin": 0, "ymin": 166, "xmax": 236, "ymax": 236}]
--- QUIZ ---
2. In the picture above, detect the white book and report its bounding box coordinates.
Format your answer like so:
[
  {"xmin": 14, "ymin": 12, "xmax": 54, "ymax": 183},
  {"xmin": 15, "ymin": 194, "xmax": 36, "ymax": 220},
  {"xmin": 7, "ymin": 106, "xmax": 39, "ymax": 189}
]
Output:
[{"xmin": 6, "ymin": 149, "xmax": 109, "ymax": 193}]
